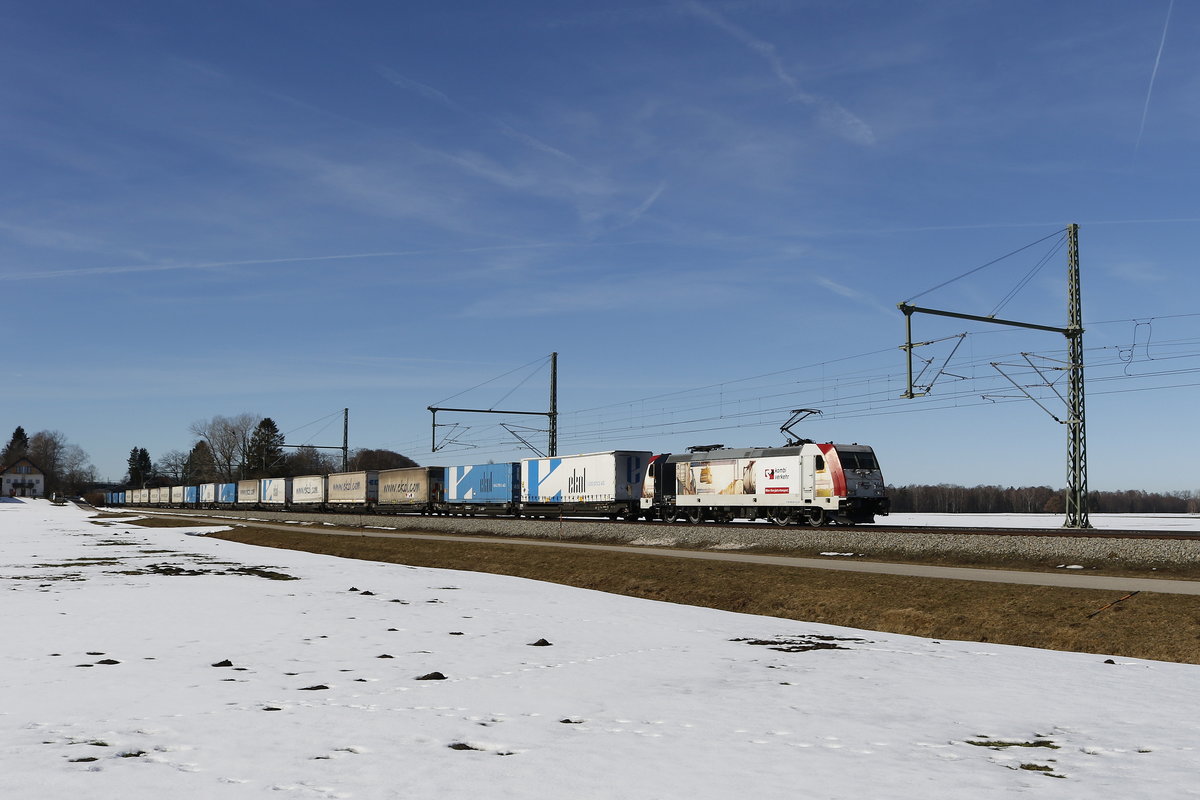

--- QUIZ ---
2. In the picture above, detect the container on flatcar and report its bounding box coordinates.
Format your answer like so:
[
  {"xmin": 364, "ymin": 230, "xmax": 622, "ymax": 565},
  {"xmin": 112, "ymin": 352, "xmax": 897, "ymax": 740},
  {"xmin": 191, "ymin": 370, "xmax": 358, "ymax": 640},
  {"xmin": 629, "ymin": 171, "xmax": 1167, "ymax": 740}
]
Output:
[
  {"xmin": 200, "ymin": 483, "xmax": 217, "ymax": 505},
  {"xmin": 291, "ymin": 475, "xmax": 326, "ymax": 505},
  {"xmin": 149, "ymin": 487, "xmax": 162, "ymax": 504},
  {"xmin": 377, "ymin": 466, "xmax": 443, "ymax": 510},
  {"xmin": 326, "ymin": 471, "xmax": 378, "ymax": 506},
  {"xmin": 218, "ymin": 483, "xmax": 237, "ymax": 504},
  {"xmin": 184, "ymin": 486, "xmax": 199, "ymax": 505},
  {"xmin": 237, "ymin": 479, "xmax": 260, "ymax": 505},
  {"xmin": 260, "ymin": 477, "xmax": 292, "ymax": 505},
  {"xmin": 521, "ymin": 451, "xmax": 651, "ymax": 517},
  {"xmin": 444, "ymin": 463, "xmax": 520, "ymax": 514}
]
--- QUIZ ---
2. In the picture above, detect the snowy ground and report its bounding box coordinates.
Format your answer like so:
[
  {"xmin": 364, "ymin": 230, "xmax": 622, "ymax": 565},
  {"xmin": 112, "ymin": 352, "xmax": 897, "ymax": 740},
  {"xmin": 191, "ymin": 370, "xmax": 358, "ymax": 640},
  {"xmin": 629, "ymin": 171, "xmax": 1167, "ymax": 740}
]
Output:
[
  {"xmin": 891, "ymin": 512, "xmax": 1200, "ymax": 532},
  {"xmin": 3, "ymin": 498, "xmax": 1200, "ymax": 799}
]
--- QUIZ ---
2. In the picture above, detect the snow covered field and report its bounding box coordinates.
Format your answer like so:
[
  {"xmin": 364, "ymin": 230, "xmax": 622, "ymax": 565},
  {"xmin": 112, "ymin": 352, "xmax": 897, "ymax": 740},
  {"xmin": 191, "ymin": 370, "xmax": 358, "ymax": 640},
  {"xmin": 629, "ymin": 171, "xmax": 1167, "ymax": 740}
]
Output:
[
  {"xmin": 891, "ymin": 512, "xmax": 1200, "ymax": 532},
  {"xmin": 4, "ymin": 498, "xmax": 1200, "ymax": 799}
]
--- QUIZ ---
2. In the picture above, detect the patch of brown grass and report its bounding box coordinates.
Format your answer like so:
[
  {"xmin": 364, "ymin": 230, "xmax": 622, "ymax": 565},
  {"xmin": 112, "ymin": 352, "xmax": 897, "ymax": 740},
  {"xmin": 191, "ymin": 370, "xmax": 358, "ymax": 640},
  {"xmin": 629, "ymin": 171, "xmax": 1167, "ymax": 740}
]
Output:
[
  {"xmin": 202, "ymin": 526, "xmax": 1200, "ymax": 665},
  {"xmin": 102, "ymin": 516, "xmax": 227, "ymax": 528}
]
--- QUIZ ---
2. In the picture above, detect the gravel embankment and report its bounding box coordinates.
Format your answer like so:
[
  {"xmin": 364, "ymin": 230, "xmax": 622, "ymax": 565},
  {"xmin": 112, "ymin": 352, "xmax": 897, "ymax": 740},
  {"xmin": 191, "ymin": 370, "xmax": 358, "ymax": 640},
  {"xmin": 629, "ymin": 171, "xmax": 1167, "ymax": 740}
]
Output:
[{"xmin": 129, "ymin": 507, "xmax": 1200, "ymax": 566}]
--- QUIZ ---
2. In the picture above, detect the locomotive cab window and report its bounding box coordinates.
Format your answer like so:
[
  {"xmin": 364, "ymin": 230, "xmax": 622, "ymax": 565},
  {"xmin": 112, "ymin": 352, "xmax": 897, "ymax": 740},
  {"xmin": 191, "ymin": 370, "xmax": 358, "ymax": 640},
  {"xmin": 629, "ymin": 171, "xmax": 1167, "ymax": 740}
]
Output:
[
  {"xmin": 814, "ymin": 456, "xmax": 825, "ymax": 471},
  {"xmin": 838, "ymin": 450, "xmax": 878, "ymax": 471}
]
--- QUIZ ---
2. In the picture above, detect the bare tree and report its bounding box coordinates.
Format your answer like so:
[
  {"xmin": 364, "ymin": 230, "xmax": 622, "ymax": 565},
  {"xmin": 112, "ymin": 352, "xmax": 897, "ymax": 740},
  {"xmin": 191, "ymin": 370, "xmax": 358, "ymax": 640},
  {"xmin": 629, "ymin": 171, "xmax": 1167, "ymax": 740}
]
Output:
[
  {"xmin": 29, "ymin": 430, "xmax": 66, "ymax": 484},
  {"xmin": 59, "ymin": 444, "xmax": 96, "ymax": 494},
  {"xmin": 188, "ymin": 413, "xmax": 258, "ymax": 482},
  {"xmin": 25, "ymin": 430, "xmax": 95, "ymax": 495},
  {"xmin": 156, "ymin": 449, "xmax": 190, "ymax": 483}
]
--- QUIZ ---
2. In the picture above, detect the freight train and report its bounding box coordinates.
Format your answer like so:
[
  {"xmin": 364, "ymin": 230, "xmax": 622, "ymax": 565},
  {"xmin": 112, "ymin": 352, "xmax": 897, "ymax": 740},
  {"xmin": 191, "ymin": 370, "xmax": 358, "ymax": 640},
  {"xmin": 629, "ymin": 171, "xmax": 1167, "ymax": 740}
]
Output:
[{"xmin": 106, "ymin": 442, "xmax": 888, "ymax": 526}]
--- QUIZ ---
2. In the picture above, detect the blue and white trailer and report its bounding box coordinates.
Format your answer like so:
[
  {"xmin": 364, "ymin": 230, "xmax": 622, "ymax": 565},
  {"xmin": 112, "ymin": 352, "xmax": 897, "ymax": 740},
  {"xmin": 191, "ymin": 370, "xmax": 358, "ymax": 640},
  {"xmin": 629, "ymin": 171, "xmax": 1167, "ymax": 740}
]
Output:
[
  {"xmin": 260, "ymin": 477, "xmax": 292, "ymax": 506},
  {"xmin": 200, "ymin": 483, "xmax": 217, "ymax": 506},
  {"xmin": 184, "ymin": 486, "xmax": 199, "ymax": 505},
  {"xmin": 218, "ymin": 483, "xmax": 237, "ymax": 505},
  {"xmin": 444, "ymin": 463, "xmax": 520, "ymax": 515},
  {"xmin": 521, "ymin": 450, "xmax": 652, "ymax": 519}
]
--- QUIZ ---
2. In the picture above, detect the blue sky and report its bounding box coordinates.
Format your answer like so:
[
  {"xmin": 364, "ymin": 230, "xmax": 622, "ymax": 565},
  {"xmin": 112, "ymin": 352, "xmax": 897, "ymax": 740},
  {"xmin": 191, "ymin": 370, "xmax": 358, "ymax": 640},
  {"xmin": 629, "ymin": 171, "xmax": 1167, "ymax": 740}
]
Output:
[{"xmin": 3, "ymin": 0, "xmax": 1198, "ymax": 492}]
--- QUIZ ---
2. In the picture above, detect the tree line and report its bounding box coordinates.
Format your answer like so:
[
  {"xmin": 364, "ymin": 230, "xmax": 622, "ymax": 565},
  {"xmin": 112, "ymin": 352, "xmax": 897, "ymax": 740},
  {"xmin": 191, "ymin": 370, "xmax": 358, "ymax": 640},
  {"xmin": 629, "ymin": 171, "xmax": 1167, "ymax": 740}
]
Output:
[
  {"xmin": 126, "ymin": 413, "xmax": 417, "ymax": 487},
  {"xmin": 888, "ymin": 484, "xmax": 1200, "ymax": 515},
  {"xmin": 2, "ymin": 426, "xmax": 97, "ymax": 495}
]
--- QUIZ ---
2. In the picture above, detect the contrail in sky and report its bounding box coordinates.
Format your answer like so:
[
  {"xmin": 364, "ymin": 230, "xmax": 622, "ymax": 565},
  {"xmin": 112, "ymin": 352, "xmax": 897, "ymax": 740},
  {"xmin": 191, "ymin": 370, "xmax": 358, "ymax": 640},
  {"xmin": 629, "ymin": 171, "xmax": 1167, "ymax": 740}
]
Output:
[{"xmin": 1135, "ymin": 0, "xmax": 1175, "ymax": 157}]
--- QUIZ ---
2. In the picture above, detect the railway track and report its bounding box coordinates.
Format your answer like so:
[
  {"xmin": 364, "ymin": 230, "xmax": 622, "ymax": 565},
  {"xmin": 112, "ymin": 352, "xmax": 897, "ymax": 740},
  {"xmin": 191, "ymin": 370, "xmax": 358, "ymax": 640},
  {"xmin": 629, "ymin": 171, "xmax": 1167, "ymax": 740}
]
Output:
[{"xmin": 118, "ymin": 505, "xmax": 1199, "ymax": 542}]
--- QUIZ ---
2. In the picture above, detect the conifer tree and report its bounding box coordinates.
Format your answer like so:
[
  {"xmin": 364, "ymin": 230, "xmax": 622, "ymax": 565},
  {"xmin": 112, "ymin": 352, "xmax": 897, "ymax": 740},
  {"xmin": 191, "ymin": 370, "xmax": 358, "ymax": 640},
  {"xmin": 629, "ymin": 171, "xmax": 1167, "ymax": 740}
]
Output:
[
  {"xmin": 246, "ymin": 418, "xmax": 285, "ymax": 478},
  {"xmin": 126, "ymin": 447, "xmax": 153, "ymax": 487},
  {"xmin": 184, "ymin": 440, "xmax": 218, "ymax": 483},
  {"xmin": 1, "ymin": 426, "xmax": 30, "ymax": 466}
]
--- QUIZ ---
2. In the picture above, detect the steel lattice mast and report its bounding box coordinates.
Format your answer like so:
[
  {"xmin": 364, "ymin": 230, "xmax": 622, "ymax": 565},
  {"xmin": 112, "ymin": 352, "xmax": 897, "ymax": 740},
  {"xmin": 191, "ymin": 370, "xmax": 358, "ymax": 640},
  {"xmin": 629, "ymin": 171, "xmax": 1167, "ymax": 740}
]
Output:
[
  {"xmin": 899, "ymin": 224, "xmax": 1092, "ymax": 529},
  {"xmin": 1064, "ymin": 224, "xmax": 1090, "ymax": 528}
]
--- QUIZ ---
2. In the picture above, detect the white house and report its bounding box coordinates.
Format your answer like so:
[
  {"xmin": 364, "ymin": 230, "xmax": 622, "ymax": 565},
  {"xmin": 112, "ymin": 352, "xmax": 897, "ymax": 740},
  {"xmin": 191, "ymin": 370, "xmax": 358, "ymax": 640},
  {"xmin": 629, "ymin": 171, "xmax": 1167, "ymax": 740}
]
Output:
[{"xmin": 2, "ymin": 457, "xmax": 45, "ymax": 497}]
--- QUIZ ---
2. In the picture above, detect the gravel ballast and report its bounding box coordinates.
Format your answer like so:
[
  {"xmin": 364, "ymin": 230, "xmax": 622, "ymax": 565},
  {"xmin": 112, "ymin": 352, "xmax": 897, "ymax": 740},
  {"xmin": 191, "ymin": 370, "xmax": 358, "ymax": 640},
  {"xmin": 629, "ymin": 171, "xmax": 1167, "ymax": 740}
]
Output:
[{"xmin": 123, "ymin": 507, "xmax": 1200, "ymax": 567}]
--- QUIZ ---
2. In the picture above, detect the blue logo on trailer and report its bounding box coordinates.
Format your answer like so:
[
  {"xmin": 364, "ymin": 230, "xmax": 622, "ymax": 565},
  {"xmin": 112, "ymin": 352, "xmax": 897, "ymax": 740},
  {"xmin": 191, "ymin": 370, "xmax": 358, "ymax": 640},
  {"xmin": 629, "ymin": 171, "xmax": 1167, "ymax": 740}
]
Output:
[
  {"xmin": 218, "ymin": 483, "xmax": 237, "ymax": 503},
  {"xmin": 527, "ymin": 458, "xmax": 563, "ymax": 502},
  {"xmin": 449, "ymin": 463, "xmax": 518, "ymax": 503}
]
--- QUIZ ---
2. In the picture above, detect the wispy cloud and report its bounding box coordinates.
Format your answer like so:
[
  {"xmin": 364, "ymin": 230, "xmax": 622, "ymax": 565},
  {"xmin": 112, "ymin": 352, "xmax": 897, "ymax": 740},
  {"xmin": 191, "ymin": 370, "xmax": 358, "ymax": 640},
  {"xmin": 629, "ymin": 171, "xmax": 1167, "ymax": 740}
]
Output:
[
  {"xmin": 0, "ymin": 243, "xmax": 575, "ymax": 282},
  {"xmin": 454, "ymin": 268, "xmax": 750, "ymax": 319},
  {"xmin": 1135, "ymin": 0, "xmax": 1175, "ymax": 158},
  {"xmin": 684, "ymin": 1, "xmax": 875, "ymax": 145},
  {"xmin": 378, "ymin": 67, "xmax": 464, "ymax": 113},
  {"xmin": 814, "ymin": 276, "xmax": 894, "ymax": 316},
  {"xmin": 1107, "ymin": 260, "xmax": 1166, "ymax": 283},
  {"xmin": 627, "ymin": 181, "xmax": 667, "ymax": 223},
  {"xmin": 378, "ymin": 66, "xmax": 577, "ymax": 163}
]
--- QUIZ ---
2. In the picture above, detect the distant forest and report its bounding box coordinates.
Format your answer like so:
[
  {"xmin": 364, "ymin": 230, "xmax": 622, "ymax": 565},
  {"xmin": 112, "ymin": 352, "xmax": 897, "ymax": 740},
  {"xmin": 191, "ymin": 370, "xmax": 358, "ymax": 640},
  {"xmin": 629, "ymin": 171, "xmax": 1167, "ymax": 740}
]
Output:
[{"xmin": 887, "ymin": 484, "xmax": 1199, "ymax": 515}]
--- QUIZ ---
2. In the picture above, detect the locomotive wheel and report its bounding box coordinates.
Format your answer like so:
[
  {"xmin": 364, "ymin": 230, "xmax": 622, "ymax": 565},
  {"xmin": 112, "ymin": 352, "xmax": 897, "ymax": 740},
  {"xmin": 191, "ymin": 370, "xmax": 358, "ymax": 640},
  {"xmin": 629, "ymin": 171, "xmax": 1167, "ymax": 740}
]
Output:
[
  {"xmin": 684, "ymin": 507, "xmax": 704, "ymax": 525},
  {"xmin": 661, "ymin": 508, "xmax": 682, "ymax": 523},
  {"xmin": 769, "ymin": 510, "xmax": 794, "ymax": 526},
  {"xmin": 807, "ymin": 508, "xmax": 826, "ymax": 527}
]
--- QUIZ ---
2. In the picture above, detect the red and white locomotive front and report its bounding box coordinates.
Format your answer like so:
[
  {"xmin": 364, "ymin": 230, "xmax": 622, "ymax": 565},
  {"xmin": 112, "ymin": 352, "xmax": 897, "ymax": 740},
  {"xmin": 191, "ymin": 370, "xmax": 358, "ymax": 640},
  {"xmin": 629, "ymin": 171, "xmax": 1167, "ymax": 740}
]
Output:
[{"xmin": 815, "ymin": 443, "xmax": 889, "ymax": 524}]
